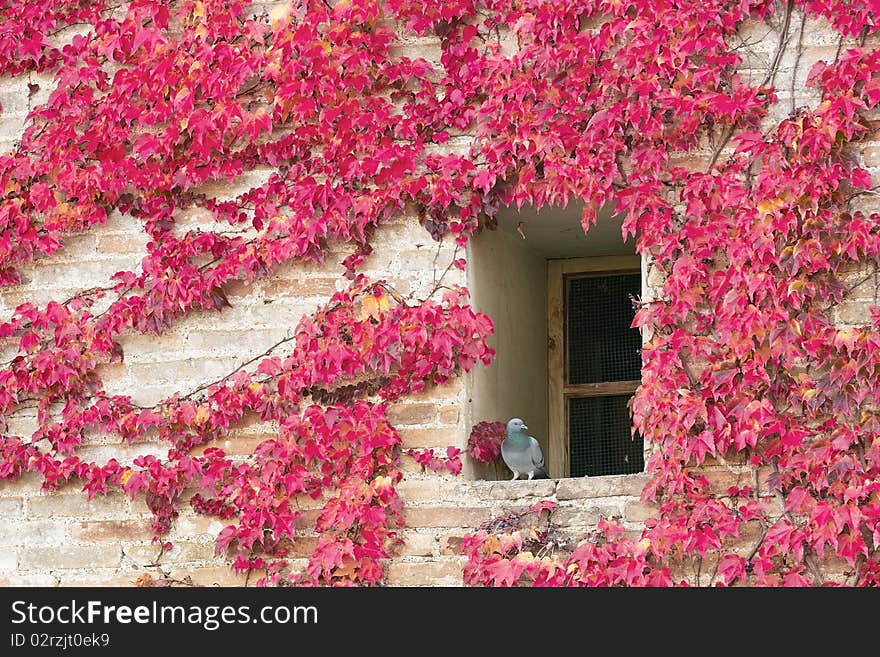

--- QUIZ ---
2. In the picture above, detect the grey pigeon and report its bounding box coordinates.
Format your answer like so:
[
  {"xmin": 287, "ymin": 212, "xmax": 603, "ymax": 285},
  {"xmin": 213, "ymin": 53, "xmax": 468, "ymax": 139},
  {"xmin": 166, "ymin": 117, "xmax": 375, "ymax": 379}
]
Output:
[{"xmin": 501, "ymin": 418, "xmax": 549, "ymax": 480}]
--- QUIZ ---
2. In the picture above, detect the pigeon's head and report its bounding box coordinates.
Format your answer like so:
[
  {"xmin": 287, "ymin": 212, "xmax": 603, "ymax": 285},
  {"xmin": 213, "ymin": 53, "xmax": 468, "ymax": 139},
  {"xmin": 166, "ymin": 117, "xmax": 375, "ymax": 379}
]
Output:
[{"xmin": 507, "ymin": 418, "xmax": 528, "ymax": 434}]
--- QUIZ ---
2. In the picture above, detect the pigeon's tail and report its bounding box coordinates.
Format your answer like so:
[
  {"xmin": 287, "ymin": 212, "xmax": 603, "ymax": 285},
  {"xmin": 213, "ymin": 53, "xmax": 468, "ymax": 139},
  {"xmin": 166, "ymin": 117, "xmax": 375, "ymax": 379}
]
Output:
[{"xmin": 533, "ymin": 467, "xmax": 550, "ymax": 480}]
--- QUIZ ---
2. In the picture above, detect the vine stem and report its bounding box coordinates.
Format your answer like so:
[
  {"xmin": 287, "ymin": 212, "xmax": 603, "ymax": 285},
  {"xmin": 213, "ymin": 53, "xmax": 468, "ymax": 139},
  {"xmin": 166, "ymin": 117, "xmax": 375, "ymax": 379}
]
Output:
[
  {"xmin": 760, "ymin": 0, "xmax": 795, "ymax": 91},
  {"xmin": 181, "ymin": 333, "xmax": 295, "ymax": 401},
  {"xmin": 789, "ymin": 10, "xmax": 806, "ymax": 114},
  {"xmin": 708, "ymin": 0, "xmax": 794, "ymax": 172}
]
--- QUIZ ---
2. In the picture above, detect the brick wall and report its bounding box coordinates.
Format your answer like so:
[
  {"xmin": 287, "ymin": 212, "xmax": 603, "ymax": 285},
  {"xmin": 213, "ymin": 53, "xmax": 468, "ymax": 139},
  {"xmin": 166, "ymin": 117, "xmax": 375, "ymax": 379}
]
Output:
[{"xmin": 1, "ymin": 9, "xmax": 878, "ymax": 587}]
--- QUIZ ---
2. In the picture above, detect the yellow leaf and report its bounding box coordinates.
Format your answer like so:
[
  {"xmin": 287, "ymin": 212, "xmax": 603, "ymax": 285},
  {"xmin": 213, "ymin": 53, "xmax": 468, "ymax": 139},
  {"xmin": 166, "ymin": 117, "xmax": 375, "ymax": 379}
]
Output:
[
  {"xmin": 515, "ymin": 551, "xmax": 535, "ymax": 563},
  {"xmin": 483, "ymin": 534, "xmax": 500, "ymax": 554},
  {"xmin": 248, "ymin": 382, "xmax": 264, "ymax": 394},
  {"xmin": 269, "ymin": 2, "xmax": 291, "ymax": 27},
  {"xmin": 333, "ymin": 558, "xmax": 358, "ymax": 579},
  {"xmin": 359, "ymin": 292, "xmax": 390, "ymax": 321},
  {"xmin": 195, "ymin": 406, "xmax": 209, "ymax": 424},
  {"xmin": 120, "ymin": 469, "xmax": 133, "ymax": 485},
  {"xmin": 757, "ymin": 197, "xmax": 784, "ymax": 215},
  {"xmin": 174, "ymin": 86, "xmax": 189, "ymax": 105}
]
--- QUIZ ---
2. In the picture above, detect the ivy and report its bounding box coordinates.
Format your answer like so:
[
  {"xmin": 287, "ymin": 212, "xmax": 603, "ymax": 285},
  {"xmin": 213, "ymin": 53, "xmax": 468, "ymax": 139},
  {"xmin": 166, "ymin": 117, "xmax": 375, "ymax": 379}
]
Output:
[{"xmin": 1, "ymin": 0, "xmax": 879, "ymax": 586}]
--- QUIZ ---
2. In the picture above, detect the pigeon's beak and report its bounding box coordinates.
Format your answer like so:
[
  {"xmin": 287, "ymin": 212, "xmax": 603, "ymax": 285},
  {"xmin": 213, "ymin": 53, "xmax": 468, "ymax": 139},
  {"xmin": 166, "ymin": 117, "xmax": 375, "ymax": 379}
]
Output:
[{"xmin": 521, "ymin": 424, "xmax": 528, "ymax": 431}]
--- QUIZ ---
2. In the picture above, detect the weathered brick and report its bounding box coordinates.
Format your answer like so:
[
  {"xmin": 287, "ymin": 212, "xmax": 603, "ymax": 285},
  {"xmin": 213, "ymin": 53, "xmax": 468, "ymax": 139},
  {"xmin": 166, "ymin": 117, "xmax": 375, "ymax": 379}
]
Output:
[
  {"xmin": 0, "ymin": 549, "xmax": 17, "ymax": 570},
  {"xmin": 438, "ymin": 406, "xmax": 460, "ymax": 424},
  {"xmin": 862, "ymin": 143, "xmax": 880, "ymax": 167},
  {"xmin": 400, "ymin": 455, "xmax": 426, "ymax": 474},
  {"xmin": 128, "ymin": 358, "xmax": 234, "ymax": 384},
  {"xmin": 403, "ymin": 507, "xmax": 492, "ymax": 528},
  {"xmin": 72, "ymin": 519, "xmax": 153, "ymax": 542},
  {"xmin": 624, "ymin": 500, "xmax": 660, "ymax": 523},
  {"xmin": 689, "ymin": 451, "xmax": 749, "ymax": 467},
  {"xmin": 409, "ymin": 378, "xmax": 463, "ymax": 401},
  {"xmin": 387, "ymin": 402, "xmax": 438, "ymax": 425},
  {"xmin": 190, "ymin": 435, "xmax": 265, "ymax": 457},
  {"xmin": 553, "ymin": 505, "xmax": 619, "ymax": 528},
  {"xmin": 756, "ymin": 465, "xmax": 774, "ymax": 494},
  {"xmin": 440, "ymin": 534, "xmax": 464, "ymax": 556},
  {"xmin": 482, "ymin": 479, "xmax": 556, "ymax": 500},
  {"xmin": 817, "ymin": 555, "xmax": 859, "ymax": 582},
  {"xmin": 396, "ymin": 479, "xmax": 442, "ymax": 502},
  {"xmin": 386, "ymin": 560, "xmax": 463, "ymax": 586},
  {"xmin": 0, "ymin": 496, "xmax": 23, "ymax": 516},
  {"xmin": 667, "ymin": 153, "xmax": 711, "ymax": 172},
  {"xmin": 0, "ymin": 519, "xmax": 67, "ymax": 546},
  {"xmin": 0, "ymin": 573, "xmax": 58, "ymax": 586},
  {"xmin": 181, "ymin": 329, "xmax": 284, "ymax": 354},
  {"xmin": 669, "ymin": 553, "xmax": 720, "ymax": 587},
  {"xmin": 263, "ymin": 277, "xmax": 339, "ymax": 298},
  {"xmin": 721, "ymin": 520, "xmax": 764, "ymax": 550},
  {"xmin": 835, "ymin": 300, "xmax": 871, "ymax": 326},
  {"xmin": 97, "ymin": 233, "xmax": 148, "ymax": 254},
  {"xmin": 294, "ymin": 509, "xmax": 322, "ymax": 530},
  {"xmin": 556, "ymin": 474, "xmax": 649, "ymax": 500},
  {"xmin": 400, "ymin": 532, "xmax": 437, "ymax": 557},
  {"xmin": 399, "ymin": 428, "xmax": 453, "ymax": 449},
  {"xmin": 169, "ymin": 566, "xmax": 248, "ymax": 587},
  {"xmin": 124, "ymin": 542, "xmax": 216, "ymax": 566},
  {"xmin": 701, "ymin": 468, "xmax": 753, "ymax": 494},
  {"xmin": 388, "ymin": 40, "xmax": 442, "ymax": 65},
  {"xmin": 0, "ymin": 472, "xmax": 42, "ymax": 495},
  {"xmin": 760, "ymin": 494, "xmax": 784, "ymax": 516},
  {"xmin": 27, "ymin": 493, "xmax": 128, "ymax": 518},
  {"xmin": 58, "ymin": 570, "xmax": 145, "ymax": 587},
  {"xmin": 646, "ymin": 265, "xmax": 666, "ymax": 289},
  {"xmin": 20, "ymin": 546, "xmax": 122, "ymax": 570},
  {"xmin": 169, "ymin": 514, "xmax": 227, "ymax": 539},
  {"xmin": 289, "ymin": 536, "xmax": 319, "ymax": 558}
]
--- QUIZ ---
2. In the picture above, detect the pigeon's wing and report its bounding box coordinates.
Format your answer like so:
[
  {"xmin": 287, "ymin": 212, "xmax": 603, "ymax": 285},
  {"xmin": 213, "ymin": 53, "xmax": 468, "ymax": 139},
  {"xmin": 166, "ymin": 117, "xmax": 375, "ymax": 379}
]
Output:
[
  {"xmin": 528, "ymin": 437, "xmax": 546, "ymax": 472},
  {"xmin": 500, "ymin": 439, "xmax": 519, "ymax": 469}
]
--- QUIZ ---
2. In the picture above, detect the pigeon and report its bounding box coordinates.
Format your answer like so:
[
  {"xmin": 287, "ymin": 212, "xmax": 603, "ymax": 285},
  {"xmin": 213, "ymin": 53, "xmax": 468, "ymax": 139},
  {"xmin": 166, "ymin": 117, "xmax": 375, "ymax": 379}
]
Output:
[{"xmin": 501, "ymin": 418, "xmax": 549, "ymax": 481}]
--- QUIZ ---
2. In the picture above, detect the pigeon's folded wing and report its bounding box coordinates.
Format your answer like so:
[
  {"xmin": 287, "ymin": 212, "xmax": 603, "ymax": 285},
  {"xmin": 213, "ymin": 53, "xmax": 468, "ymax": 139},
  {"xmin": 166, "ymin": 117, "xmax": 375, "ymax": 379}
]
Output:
[{"xmin": 529, "ymin": 437, "xmax": 546, "ymax": 472}]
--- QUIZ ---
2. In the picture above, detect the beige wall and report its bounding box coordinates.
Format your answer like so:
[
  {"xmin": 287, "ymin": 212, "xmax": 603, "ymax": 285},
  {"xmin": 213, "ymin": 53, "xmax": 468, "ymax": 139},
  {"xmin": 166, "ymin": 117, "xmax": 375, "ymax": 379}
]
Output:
[{"xmin": 466, "ymin": 226, "xmax": 548, "ymax": 480}]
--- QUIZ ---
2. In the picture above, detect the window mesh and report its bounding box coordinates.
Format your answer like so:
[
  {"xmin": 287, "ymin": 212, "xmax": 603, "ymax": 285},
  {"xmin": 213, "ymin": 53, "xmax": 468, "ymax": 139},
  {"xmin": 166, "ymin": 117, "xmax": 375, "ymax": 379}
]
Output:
[
  {"xmin": 567, "ymin": 273, "xmax": 642, "ymax": 384},
  {"xmin": 569, "ymin": 395, "xmax": 644, "ymax": 477},
  {"xmin": 566, "ymin": 271, "xmax": 643, "ymax": 476}
]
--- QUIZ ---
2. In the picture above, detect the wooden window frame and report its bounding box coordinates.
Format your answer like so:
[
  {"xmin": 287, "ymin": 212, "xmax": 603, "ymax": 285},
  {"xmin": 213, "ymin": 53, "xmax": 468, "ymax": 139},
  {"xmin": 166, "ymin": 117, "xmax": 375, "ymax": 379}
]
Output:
[{"xmin": 547, "ymin": 255, "xmax": 642, "ymax": 478}]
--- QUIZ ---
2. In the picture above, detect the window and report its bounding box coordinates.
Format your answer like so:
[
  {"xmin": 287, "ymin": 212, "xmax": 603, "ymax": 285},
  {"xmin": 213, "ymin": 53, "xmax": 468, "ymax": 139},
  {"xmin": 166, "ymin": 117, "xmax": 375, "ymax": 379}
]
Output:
[
  {"xmin": 547, "ymin": 256, "xmax": 644, "ymax": 478},
  {"xmin": 466, "ymin": 202, "xmax": 643, "ymax": 480}
]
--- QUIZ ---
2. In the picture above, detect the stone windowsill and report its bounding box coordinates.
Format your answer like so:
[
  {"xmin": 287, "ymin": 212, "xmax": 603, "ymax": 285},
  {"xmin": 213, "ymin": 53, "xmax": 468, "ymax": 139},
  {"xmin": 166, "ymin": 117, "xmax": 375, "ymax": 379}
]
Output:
[{"xmin": 452, "ymin": 473, "xmax": 650, "ymax": 501}]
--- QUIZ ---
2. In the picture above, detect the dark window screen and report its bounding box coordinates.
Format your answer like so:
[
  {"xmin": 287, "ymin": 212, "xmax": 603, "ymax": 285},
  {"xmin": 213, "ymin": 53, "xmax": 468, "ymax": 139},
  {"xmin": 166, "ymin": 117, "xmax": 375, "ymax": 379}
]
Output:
[
  {"xmin": 567, "ymin": 273, "xmax": 641, "ymax": 384},
  {"xmin": 569, "ymin": 395, "xmax": 644, "ymax": 477},
  {"xmin": 566, "ymin": 271, "xmax": 643, "ymax": 476}
]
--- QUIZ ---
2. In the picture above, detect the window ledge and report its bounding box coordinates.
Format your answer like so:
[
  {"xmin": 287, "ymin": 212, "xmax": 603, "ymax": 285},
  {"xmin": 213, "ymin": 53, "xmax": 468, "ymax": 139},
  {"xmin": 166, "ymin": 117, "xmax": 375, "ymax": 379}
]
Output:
[{"xmin": 458, "ymin": 473, "xmax": 649, "ymax": 502}]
